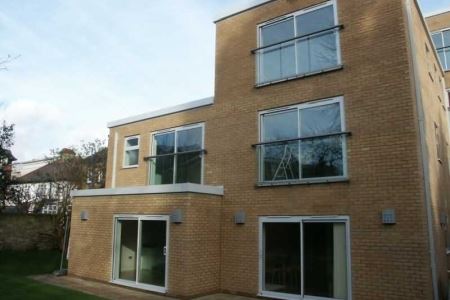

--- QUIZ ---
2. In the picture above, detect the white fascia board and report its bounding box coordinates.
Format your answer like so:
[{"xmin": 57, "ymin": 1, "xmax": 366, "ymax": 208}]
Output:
[
  {"xmin": 107, "ymin": 97, "xmax": 214, "ymax": 128},
  {"xmin": 214, "ymin": 0, "xmax": 275, "ymax": 23},
  {"xmin": 71, "ymin": 183, "xmax": 224, "ymax": 197}
]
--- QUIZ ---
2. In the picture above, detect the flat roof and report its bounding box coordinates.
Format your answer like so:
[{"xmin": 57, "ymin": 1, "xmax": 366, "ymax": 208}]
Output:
[
  {"xmin": 107, "ymin": 96, "xmax": 214, "ymax": 128},
  {"xmin": 214, "ymin": 0, "xmax": 274, "ymax": 23}
]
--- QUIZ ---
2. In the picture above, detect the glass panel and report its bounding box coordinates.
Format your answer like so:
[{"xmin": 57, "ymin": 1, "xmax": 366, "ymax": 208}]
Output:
[
  {"xmin": 260, "ymin": 18, "xmax": 295, "ymax": 83},
  {"xmin": 264, "ymin": 222, "xmax": 301, "ymax": 294},
  {"xmin": 296, "ymin": 5, "xmax": 334, "ymax": 36},
  {"xmin": 304, "ymin": 222, "xmax": 347, "ymax": 299},
  {"xmin": 438, "ymin": 50, "xmax": 446, "ymax": 69},
  {"xmin": 260, "ymin": 43, "xmax": 296, "ymax": 82},
  {"xmin": 139, "ymin": 220, "xmax": 166, "ymax": 287},
  {"xmin": 432, "ymin": 32, "xmax": 443, "ymax": 48},
  {"xmin": 297, "ymin": 31, "xmax": 338, "ymax": 74},
  {"xmin": 263, "ymin": 109, "xmax": 298, "ymax": 142},
  {"xmin": 152, "ymin": 156, "xmax": 174, "ymax": 184},
  {"xmin": 445, "ymin": 49, "xmax": 450, "ymax": 70},
  {"xmin": 261, "ymin": 18, "xmax": 294, "ymax": 46},
  {"xmin": 152, "ymin": 132, "xmax": 175, "ymax": 184},
  {"xmin": 301, "ymin": 135, "xmax": 343, "ymax": 178},
  {"xmin": 126, "ymin": 137, "xmax": 139, "ymax": 147},
  {"xmin": 177, "ymin": 127, "xmax": 202, "ymax": 153},
  {"xmin": 176, "ymin": 152, "xmax": 202, "ymax": 183},
  {"xmin": 300, "ymin": 102, "xmax": 341, "ymax": 136},
  {"xmin": 443, "ymin": 30, "xmax": 450, "ymax": 47},
  {"xmin": 117, "ymin": 220, "xmax": 138, "ymax": 281},
  {"xmin": 125, "ymin": 149, "xmax": 139, "ymax": 166},
  {"xmin": 262, "ymin": 109, "xmax": 299, "ymax": 181},
  {"xmin": 155, "ymin": 132, "xmax": 175, "ymax": 155}
]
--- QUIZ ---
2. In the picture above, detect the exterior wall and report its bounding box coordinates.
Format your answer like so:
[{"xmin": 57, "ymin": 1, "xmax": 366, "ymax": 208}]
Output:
[
  {"xmin": 426, "ymin": 10, "xmax": 450, "ymax": 87},
  {"xmin": 409, "ymin": 2, "xmax": 450, "ymax": 298},
  {"xmin": 68, "ymin": 193, "xmax": 222, "ymax": 297},
  {"xmin": 70, "ymin": 0, "xmax": 450, "ymax": 299}
]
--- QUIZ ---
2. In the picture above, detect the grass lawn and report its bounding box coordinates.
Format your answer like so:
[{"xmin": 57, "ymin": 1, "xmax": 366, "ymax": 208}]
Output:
[{"xmin": 0, "ymin": 250, "xmax": 104, "ymax": 300}]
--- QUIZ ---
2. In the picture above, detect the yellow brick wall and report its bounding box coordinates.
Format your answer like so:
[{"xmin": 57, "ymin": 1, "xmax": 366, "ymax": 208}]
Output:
[
  {"xmin": 68, "ymin": 193, "xmax": 222, "ymax": 297},
  {"xmin": 70, "ymin": 0, "xmax": 450, "ymax": 299}
]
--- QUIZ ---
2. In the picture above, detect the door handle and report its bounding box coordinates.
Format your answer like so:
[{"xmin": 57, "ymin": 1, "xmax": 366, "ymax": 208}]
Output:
[{"xmin": 163, "ymin": 246, "xmax": 167, "ymax": 256}]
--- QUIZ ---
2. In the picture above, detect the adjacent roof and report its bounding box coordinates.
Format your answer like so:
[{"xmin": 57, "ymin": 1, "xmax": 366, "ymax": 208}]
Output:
[
  {"xmin": 424, "ymin": 7, "xmax": 450, "ymax": 18},
  {"xmin": 214, "ymin": 0, "xmax": 274, "ymax": 23},
  {"xmin": 107, "ymin": 97, "xmax": 214, "ymax": 128}
]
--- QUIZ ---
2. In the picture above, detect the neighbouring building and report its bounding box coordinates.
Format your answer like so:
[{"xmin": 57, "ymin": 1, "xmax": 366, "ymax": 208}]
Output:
[{"xmin": 68, "ymin": 1, "xmax": 450, "ymax": 299}]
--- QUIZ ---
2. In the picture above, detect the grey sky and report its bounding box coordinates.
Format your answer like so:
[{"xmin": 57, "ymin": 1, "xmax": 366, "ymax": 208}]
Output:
[{"xmin": 0, "ymin": 0, "xmax": 448, "ymax": 161}]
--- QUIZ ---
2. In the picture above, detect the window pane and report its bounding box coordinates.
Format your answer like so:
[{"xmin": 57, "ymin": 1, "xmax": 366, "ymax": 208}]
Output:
[
  {"xmin": 261, "ymin": 43, "xmax": 296, "ymax": 82},
  {"xmin": 126, "ymin": 137, "xmax": 139, "ymax": 147},
  {"xmin": 154, "ymin": 132, "xmax": 175, "ymax": 155},
  {"xmin": 263, "ymin": 142, "xmax": 300, "ymax": 181},
  {"xmin": 296, "ymin": 5, "xmax": 334, "ymax": 36},
  {"xmin": 301, "ymin": 136, "xmax": 343, "ymax": 178},
  {"xmin": 300, "ymin": 102, "xmax": 341, "ymax": 136},
  {"xmin": 263, "ymin": 222, "xmax": 301, "ymax": 294},
  {"xmin": 304, "ymin": 222, "xmax": 347, "ymax": 299},
  {"xmin": 261, "ymin": 18, "xmax": 294, "ymax": 46},
  {"xmin": 117, "ymin": 220, "xmax": 138, "ymax": 281},
  {"xmin": 297, "ymin": 31, "xmax": 338, "ymax": 74},
  {"xmin": 152, "ymin": 156, "xmax": 174, "ymax": 184},
  {"xmin": 445, "ymin": 49, "xmax": 450, "ymax": 70},
  {"xmin": 177, "ymin": 127, "xmax": 202, "ymax": 153},
  {"xmin": 438, "ymin": 50, "xmax": 446, "ymax": 69},
  {"xmin": 125, "ymin": 149, "xmax": 139, "ymax": 166},
  {"xmin": 263, "ymin": 109, "xmax": 298, "ymax": 142},
  {"xmin": 443, "ymin": 30, "xmax": 450, "ymax": 47},
  {"xmin": 432, "ymin": 32, "xmax": 443, "ymax": 48},
  {"xmin": 176, "ymin": 152, "xmax": 201, "ymax": 184}
]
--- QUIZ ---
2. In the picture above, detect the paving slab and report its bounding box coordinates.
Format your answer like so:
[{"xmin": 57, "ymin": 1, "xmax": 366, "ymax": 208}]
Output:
[{"xmin": 30, "ymin": 275, "xmax": 258, "ymax": 300}]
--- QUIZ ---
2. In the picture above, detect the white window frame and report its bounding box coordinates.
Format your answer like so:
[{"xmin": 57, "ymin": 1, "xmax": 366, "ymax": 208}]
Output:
[
  {"xmin": 431, "ymin": 28, "xmax": 450, "ymax": 71},
  {"xmin": 111, "ymin": 214, "xmax": 170, "ymax": 294},
  {"xmin": 123, "ymin": 135, "xmax": 140, "ymax": 168},
  {"xmin": 149, "ymin": 123, "xmax": 205, "ymax": 185},
  {"xmin": 256, "ymin": 0, "xmax": 341, "ymax": 85},
  {"xmin": 258, "ymin": 96, "xmax": 347, "ymax": 185},
  {"xmin": 258, "ymin": 215, "xmax": 352, "ymax": 300}
]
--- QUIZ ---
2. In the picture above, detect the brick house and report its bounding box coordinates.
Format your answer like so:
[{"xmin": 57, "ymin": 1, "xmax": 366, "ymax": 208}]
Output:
[{"xmin": 68, "ymin": 0, "xmax": 450, "ymax": 299}]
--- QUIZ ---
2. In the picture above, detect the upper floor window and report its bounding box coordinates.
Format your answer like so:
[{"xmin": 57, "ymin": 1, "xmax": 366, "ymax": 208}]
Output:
[
  {"xmin": 149, "ymin": 123, "xmax": 204, "ymax": 185},
  {"xmin": 256, "ymin": 97, "xmax": 347, "ymax": 184},
  {"xmin": 123, "ymin": 136, "xmax": 140, "ymax": 167},
  {"xmin": 255, "ymin": 0, "xmax": 341, "ymax": 85},
  {"xmin": 432, "ymin": 29, "xmax": 450, "ymax": 70}
]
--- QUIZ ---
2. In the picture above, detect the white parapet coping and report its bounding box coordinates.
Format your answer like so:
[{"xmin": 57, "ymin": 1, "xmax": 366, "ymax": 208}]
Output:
[
  {"xmin": 71, "ymin": 183, "xmax": 224, "ymax": 197},
  {"xmin": 107, "ymin": 97, "xmax": 214, "ymax": 128}
]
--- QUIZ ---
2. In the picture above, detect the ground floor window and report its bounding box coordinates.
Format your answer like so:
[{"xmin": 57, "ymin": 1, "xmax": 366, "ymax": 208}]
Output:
[
  {"xmin": 259, "ymin": 216, "xmax": 350, "ymax": 300},
  {"xmin": 112, "ymin": 215, "xmax": 168, "ymax": 293}
]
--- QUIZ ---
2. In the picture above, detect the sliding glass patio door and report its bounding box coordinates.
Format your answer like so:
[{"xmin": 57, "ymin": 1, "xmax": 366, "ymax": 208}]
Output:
[
  {"xmin": 260, "ymin": 216, "xmax": 350, "ymax": 300},
  {"xmin": 113, "ymin": 215, "xmax": 169, "ymax": 293}
]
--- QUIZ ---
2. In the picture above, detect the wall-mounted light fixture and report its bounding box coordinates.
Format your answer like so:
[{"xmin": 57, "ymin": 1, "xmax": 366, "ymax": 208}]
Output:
[
  {"xmin": 234, "ymin": 211, "xmax": 246, "ymax": 225},
  {"xmin": 80, "ymin": 211, "xmax": 89, "ymax": 221},
  {"xmin": 170, "ymin": 209, "xmax": 183, "ymax": 224}
]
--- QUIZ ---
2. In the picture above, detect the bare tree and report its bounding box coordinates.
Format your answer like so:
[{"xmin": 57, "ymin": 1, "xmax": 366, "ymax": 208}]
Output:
[{"xmin": 0, "ymin": 122, "xmax": 15, "ymax": 212}]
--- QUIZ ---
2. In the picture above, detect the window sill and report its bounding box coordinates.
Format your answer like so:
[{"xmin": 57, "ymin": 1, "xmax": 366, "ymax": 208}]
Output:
[
  {"xmin": 122, "ymin": 165, "xmax": 139, "ymax": 169},
  {"xmin": 256, "ymin": 177, "xmax": 349, "ymax": 187},
  {"xmin": 255, "ymin": 64, "xmax": 344, "ymax": 88}
]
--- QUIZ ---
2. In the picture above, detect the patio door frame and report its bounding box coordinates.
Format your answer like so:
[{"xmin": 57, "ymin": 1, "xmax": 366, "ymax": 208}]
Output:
[
  {"xmin": 112, "ymin": 214, "xmax": 170, "ymax": 293},
  {"xmin": 258, "ymin": 216, "xmax": 352, "ymax": 300}
]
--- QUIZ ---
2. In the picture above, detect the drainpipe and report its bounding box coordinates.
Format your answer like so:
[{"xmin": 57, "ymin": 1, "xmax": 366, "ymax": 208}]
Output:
[{"xmin": 404, "ymin": 0, "xmax": 439, "ymax": 299}]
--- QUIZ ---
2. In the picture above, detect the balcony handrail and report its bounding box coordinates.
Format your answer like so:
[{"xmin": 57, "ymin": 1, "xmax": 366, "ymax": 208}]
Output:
[
  {"xmin": 251, "ymin": 131, "xmax": 351, "ymax": 148},
  {"xmin": 144, "ymin": 149, "xmax": 207, "ymax": 161},
  {"xmin": 436, "ymin": 45, "xmax": 450, "ymax": 51},
  {"xmin": 250, "ymin": 24, "xmax": 344, "ymax": 54}
]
